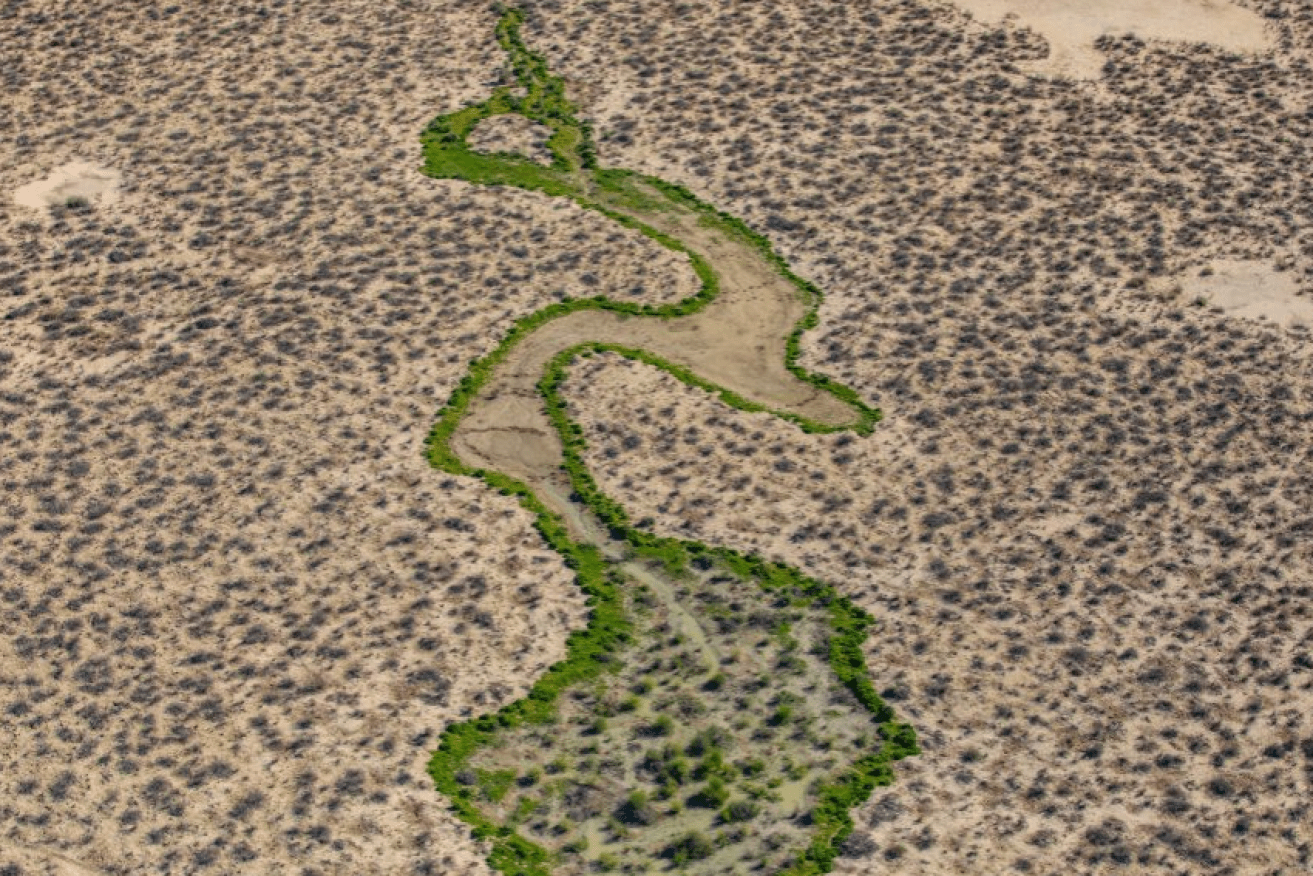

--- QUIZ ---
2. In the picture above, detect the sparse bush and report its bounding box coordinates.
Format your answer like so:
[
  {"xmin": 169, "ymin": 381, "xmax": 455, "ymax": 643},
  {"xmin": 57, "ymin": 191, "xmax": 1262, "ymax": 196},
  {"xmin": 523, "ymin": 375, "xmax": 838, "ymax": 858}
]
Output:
[
  {"xmin": 645, "ymin": 714, "xmax": 674, "ymax": 737},
  {"xmin": 663, "ymin": 830, "xmax": 714, "ymax": 864},
  {"xmin": 689, "ymin": 776, "xmax": 730, "ymax": 809},
  {"xmin": 840, "ymin": 830, "xmax": 879, "ymax": 858},
  {"xmin": 721, "ymin": 799, "xmax": 759, "ymax": 823},
  {"xmin": 616, "ymin": 790, "xmax": 657, "ymax": 826}
]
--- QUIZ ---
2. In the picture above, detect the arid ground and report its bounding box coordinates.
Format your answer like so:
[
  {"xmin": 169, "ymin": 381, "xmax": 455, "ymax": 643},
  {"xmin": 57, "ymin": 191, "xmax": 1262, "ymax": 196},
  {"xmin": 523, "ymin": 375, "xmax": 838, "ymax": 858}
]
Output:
[{"xmin": 3, "ymin": 1, "xmax": 1312, "ymax": 875}]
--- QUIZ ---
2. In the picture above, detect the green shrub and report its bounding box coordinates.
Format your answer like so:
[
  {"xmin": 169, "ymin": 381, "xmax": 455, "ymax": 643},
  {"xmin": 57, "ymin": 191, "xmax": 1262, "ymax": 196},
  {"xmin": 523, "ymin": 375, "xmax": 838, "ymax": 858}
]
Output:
[
  {"xmin": 616, "ymin": 790, "xmax": 657, "ymax": 826},
  {"xmin": 692, "ymin": 749, "xmax": 733, "ymax": 781},
  {"xmin": 737, "ymin": 757, "xmax": 766, "ymax": 778},
  {"xmin": 478, "ymin": 768, "xmax": 518, "ymax": 803},
  {"xmin": 645, "ymin": 714, "xmax": 674, "ymax": 737},
  {"xmin": 689, "ymin": 776, "xmax": 730, "ymax": 809},
  {"xmin": 663, "ymin": 830, "xmax": 715, "ymax": 864},
  {"xmin": 684, "ymin": 726, "xmax": 729, "ymax": 757},
  {"xmin": 721, "ymin": 799, "xmax": 760, "ymax": 823},
  {"xmin": 658, "ymin": 757, "xmax": 689, "ymax": 786}
]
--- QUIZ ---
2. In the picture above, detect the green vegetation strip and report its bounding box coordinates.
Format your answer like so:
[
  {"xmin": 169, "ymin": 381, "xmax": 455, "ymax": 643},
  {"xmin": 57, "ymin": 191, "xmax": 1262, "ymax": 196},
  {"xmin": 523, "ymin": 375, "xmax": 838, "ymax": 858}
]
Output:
[
  {"xmin": 539, "ymin": 346, "xmax": 918, "ymax": 874},
  {"xmin": 422, "ymin": 7, "xmax": 914, "ymax": 875},
  {"xmin": 421, "ymin": 13, "xmax": 879, "ymax": 434},
  {"xmin": 425, "ymin": 333, "xmax": 917, "ymax": 873}
]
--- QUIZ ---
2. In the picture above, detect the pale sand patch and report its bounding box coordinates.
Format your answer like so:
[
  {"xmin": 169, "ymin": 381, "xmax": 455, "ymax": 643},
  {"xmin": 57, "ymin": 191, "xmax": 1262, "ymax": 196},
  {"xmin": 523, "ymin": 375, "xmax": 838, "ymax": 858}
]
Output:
[
  {"xmin": 13, "ymin": 160, "xmax": 121, "ymax": 210},
  {"xmin": 949, "ymin": 0, "xmax": 1271, "ymax": 78},
  {"xmin": 1182, "ymin": 259, "xmax": 1313, "ymax": 328}
]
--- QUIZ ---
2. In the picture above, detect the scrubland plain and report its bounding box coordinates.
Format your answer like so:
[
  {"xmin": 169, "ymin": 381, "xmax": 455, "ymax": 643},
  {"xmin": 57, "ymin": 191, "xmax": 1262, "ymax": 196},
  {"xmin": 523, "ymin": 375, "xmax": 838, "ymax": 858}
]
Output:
[
  {"xmin": 1, "ymin": 4, "xmax": 692, "ymax": 873},
  {"xmin": 3, "ymin": 0, "xmax": 1313, "ymax": 875}
]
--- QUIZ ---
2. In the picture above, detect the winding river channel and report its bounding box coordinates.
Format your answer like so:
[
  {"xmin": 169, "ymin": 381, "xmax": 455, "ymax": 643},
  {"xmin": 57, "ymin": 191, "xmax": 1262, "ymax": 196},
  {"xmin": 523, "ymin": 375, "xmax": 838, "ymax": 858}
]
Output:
[
  {"xmin": 452, "ymin": 174, "xmax": 856, "ymax": 525},
  {"xmin": 422, "ymin": 10, "xmax": 916, "ymax": 876}
]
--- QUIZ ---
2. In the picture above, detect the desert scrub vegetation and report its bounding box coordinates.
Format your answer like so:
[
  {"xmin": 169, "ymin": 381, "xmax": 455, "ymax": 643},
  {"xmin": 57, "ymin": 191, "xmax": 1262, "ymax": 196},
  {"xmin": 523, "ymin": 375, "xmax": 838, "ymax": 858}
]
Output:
[
  {"xmin": 468, "ymin": 114, "xmax": 557, "ymax": 166},
  {"xmin": 558, "ymin": 347, "xmax": 1313, "ymax": 875},
  {"xmin": 432, "ymin": 5, "xmax": 598, "ymax": 172},
  {"xmin": 420, "ymin": 10, "xmax": 879, "ymax": 436},
  {"xmin": 6, "ymin": 0, "xmax": 1313, "ymax": 875},
  {"xmin": 425, "ymin": 340, "xmax": 915, "ymax": 875}
]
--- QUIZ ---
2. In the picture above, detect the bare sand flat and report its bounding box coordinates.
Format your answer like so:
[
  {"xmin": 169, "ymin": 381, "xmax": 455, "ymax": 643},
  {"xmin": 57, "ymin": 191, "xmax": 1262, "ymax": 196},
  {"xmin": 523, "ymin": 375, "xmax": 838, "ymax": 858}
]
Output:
[
  {"xmin": 947, "ymin": 0, "xmax": 1270, "ymax": 77},
  {"xmin": 12, "ymin": 160, "xmax": 120, "ymax": 210},
  {"xmin": 1184, "ymin": 259, "xmax": 1313, "ymax": 328}
]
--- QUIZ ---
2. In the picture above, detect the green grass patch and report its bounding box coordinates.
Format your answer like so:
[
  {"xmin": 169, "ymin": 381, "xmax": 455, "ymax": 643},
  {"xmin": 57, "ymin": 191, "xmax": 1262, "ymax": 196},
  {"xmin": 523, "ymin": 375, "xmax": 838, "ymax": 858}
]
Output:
[{"xmin": 479, "ymin": 768, "xmax": 520, "ymax": 803}]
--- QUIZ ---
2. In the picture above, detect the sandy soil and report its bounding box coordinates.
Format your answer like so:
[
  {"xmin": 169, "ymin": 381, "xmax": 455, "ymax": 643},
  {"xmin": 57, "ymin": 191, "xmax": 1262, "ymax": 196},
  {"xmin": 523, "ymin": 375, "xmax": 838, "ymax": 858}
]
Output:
[
  {"xmin": 0, "ymin": 843, "xmax": 101, "ymax": 876},
  {"xmin": 1179, "ymin": 259, "xmax": 1313, "ymax": 329},
  {"xmin": 13, "ymin": 161, "xmax": 122, "ymax": 211},
  {"xmin": 4, "ymin": 1, "xmax": 1313, "ymax": 875},
  {"xmin": 564, "ymin": 349, "xmax": 1313, "ymax": 874},
  {"xmin": 503, "ymin": 0, "xmax": 1313, "ymax": 871},
  {"xmin": 948, "ymin": 0, "xmax": 1272, "ymax": 78},
  {"xmin": 463, "ymin": 545, "xmax": 874, "ymax": 875}
]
